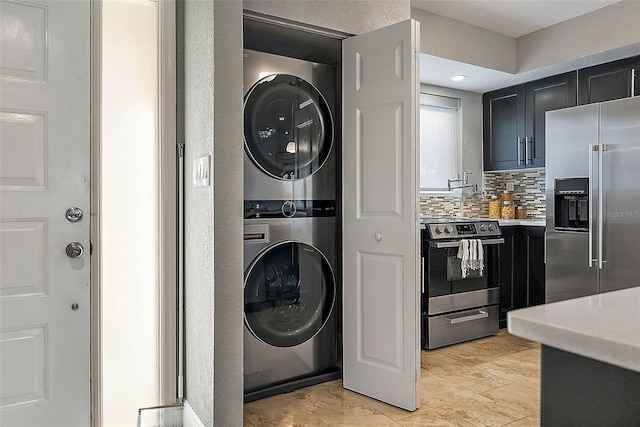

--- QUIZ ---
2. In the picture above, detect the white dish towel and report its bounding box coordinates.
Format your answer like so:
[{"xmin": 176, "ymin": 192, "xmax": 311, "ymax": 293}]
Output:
[{"xmin": 457, "ymin": 239, "xmax": 484, "ymax": 278}]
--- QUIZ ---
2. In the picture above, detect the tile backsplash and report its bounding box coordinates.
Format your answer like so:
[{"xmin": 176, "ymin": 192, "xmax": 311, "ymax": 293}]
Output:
[{"xmin": 420, "ymin": 169, "xmax": 546, "ymax": 219}]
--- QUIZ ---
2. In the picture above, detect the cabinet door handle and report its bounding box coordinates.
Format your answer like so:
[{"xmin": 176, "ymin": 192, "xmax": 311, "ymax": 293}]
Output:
[
  {"xmin": 525, "ymin": 137, "xmax": 532, "ymax": 165},
  {"xmin": 517, "ymin": 137, "xmax": 524, "ymax": 165}
]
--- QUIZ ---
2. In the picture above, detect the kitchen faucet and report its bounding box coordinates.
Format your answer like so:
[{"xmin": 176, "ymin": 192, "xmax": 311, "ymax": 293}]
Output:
[{"xmin": 447, "ymin": 172, "xmax": 479, "ymax": 192}]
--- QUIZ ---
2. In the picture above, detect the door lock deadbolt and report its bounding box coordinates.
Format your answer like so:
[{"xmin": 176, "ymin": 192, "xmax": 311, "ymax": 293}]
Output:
[
  {"xmin": 66, "ymin": 242, "xmax": 84, "ymax": 258},
  {"xmin": 66, "ymin": 207, "xmax": 83, "ymax": 223}
]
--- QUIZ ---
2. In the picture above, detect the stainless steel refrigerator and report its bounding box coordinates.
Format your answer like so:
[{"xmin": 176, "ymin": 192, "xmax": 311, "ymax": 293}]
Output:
[{"xmin": 545, "ymin": 96, "xmax": 640, "ymax": 303}]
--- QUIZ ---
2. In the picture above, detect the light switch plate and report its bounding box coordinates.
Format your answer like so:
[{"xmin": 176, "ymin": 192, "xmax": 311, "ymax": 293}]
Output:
[
  {"xmin": 193, "ymin": 155, "xmax": 211, "ymax": 187},
  {"xmin": 505, "ymin": 182, "xmax": 515, "ymax": 191}
]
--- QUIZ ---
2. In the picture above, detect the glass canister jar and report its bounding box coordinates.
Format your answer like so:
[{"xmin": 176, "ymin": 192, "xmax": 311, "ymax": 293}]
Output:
[
  {"xmin": 489, "ymin": 196, "xmax": 501, "ymax": 218},
  {"xmin": 502, "ymin": 200, "xmax": 515, "ymax": 219},
  {"xmin": 516, "ymin": 206, "xmax": 527, "ymax": 219},
  {"xmin": 501, "ymin": 190, "xmax": 513, "ymax": 202}
]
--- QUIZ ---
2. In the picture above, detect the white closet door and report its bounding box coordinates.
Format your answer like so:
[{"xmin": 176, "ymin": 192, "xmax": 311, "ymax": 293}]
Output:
[{"xmin": 342, "ymin": 19, "xmax": 420, "ymax": 411}]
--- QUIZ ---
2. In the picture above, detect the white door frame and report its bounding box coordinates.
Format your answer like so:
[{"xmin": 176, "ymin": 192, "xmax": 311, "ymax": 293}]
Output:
[
  {"xmin": 89, "ymin": 1, "xmax": 178, "ymax": 425},
  {"xmin": 90, "ymin": 1, "xmax": 103, "ymax": 425}
]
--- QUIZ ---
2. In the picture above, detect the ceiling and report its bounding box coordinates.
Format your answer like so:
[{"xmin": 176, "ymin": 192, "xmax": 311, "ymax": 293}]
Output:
[
  {"xmin": 412, "ymin": 0, "xmax": 629, "ymax": 93},
  {"xmin": 411, "ymin": 0, "xmax": 623, "ymax": 38}
]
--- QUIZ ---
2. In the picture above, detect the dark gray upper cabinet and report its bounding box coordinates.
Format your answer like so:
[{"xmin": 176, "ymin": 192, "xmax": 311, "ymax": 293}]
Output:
[
  {"xmin": 484, "ymin": 72, "xmax": 576, "ymax": 171},
  {"xmin": 483, "ymin": 85, "xmax": 525, "ymax": 171},
  {"xmin": 524, "ymin": 73, "xmax": 578, "ymax": 168},
  {"xmin": 578, "ymin": 55, "xmax": 640, "ymax": 105}
]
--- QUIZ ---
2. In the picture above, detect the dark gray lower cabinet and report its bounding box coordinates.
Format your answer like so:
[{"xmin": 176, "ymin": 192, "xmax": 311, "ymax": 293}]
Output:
[
  {"xmin": 498, "ymin": 226, "xmax": 545, "ymax": 328},
  {"xmin": 541, "ymin": 346, "xmax": 640, "ymax": 426}
]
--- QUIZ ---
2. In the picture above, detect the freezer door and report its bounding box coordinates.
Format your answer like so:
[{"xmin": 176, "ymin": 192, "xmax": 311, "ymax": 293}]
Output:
[
  {"xmin": 598, "ymin": 97, "xmax": 640, "ymax": 293},
  {"xmin": 545, "ymin": 104, "xmax": 600, "ymax": 303}
]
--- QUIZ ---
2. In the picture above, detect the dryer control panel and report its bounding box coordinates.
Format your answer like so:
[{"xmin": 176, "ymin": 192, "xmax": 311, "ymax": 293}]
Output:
[{"xmin": 244, "ymin": 200, "xmax": 336, "ymax": 219}]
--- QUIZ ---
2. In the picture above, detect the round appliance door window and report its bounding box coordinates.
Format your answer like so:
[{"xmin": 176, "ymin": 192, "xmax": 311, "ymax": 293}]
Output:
[
  {"xmin": 244, "ymin": 74, "xmax": 334, "ymax": 180},
  {"xmin": 244, "ymin": 241, "xmax": 335, "ymax": 347}
]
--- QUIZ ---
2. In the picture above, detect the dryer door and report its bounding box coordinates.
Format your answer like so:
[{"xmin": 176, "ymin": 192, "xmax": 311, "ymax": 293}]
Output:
[
  {"xmin": 244, "ymin": 241, "xmax": 335, "ymax": 347},
  {"xmin": 244, "ymin": 74, "xmax": 334, "ymax": 180}
]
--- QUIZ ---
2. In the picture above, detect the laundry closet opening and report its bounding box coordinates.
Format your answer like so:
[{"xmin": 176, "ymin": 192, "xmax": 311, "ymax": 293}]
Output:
[{"xmin": 242, "ymin": 13, "xmax": 347, "ymax": 403}]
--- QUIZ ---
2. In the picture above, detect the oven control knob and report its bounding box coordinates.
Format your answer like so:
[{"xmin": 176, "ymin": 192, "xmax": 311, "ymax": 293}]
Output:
[
  {"xmin": 479, "ymin": 223, "xmax": 487, "ymax": 232},
  {"xmin": 434, "ymin": 226, "xmax": 443, "ymax": 235},
  {"xmin": 444, "ymin": 225, "xmax": 453, "ymax": 234},
  {"xmin": 488, "ymin": 223, "xmax": 496, "ymax": 231}
]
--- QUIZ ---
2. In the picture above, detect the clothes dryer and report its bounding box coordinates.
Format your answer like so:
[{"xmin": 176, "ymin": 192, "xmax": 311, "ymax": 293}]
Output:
[
  {"xmin": 243, "ymin": 200, "xmax": 339, "ymax": 401},
  {"xmin": 243, "ymin": 49, "xmax": 336, "ymax": 201}
]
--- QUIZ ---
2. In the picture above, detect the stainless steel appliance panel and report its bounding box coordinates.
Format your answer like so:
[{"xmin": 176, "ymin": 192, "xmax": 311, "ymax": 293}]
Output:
[
  {"xmin": 420, "ymin": 219, "xmax": 501, "ymax": 349},
  {"xmin": 599, "ymin": 97, "xmax": 640, "ymax": 292},
  {"xmin": 545, "ymin": 231, "xmax": 598, "ymax": 302},
  {"xmin": 243, "ymin": 217, "xmax": 337, "ymax": 393},
  {"xmin": 243, "ymin": 49, "xmax": 336, "ymax": 201},
  {"xmin": 425, "ymin": 305, "xmax": 499, "ymax": 350},
  {"xmin": 545, "ymin": 104, "xmax": 600, "ymax": 303},
  {"xmin": 428, "ymin": 287, "xmax": 499, "ymax": 316}
]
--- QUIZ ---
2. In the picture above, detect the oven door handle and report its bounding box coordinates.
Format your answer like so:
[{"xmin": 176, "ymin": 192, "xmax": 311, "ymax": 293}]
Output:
[
  {"xmin": 430, "ymin": 238, "xmax": 505, "ymax": 249},
  {"xmin": 420, "ymin": 256, "xmax": 425, "ymax": 294},
  {"xmin": 446, "ymin": 310, "xmax": 489, "ymax": 325}
]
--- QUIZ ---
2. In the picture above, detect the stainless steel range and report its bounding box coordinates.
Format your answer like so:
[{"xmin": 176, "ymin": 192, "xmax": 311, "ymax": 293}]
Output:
[{"xmin": 420, "ymin": 219, "xmax": 503, "ymax": 349}]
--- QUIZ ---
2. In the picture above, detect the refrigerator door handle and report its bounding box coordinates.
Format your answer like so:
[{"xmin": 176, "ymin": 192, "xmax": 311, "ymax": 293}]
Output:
[
  {"xmin": 598, "ymin": 144, "xmax": 608, "ymax": 271},
  {"xmin": 588, "ymin": 144, "xmax": 596, "ymax": 268}
]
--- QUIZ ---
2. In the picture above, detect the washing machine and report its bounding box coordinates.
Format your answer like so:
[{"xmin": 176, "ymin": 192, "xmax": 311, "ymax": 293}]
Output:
[
  {"xmin": 243, "ymin": 200, "xmax": 339, "ymax": 400},
  {"xmin": 243, "ymin": 49, "xmax": 336, "ymax": 201}
]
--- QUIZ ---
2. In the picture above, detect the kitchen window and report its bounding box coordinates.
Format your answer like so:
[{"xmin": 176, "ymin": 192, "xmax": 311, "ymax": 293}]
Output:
[{"xmin": 419, "ymin": 93, "xmax": 460, "ymax": 192}]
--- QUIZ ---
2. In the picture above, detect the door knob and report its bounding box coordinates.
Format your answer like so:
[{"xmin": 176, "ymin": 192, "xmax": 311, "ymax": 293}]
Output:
[
  {"xmin": 66, "ymin": 242, "xmax": 84, "ymax": 258},
  {"xmin": 375, "ymin": 232, "xmax": 382, "ymax": 241}
]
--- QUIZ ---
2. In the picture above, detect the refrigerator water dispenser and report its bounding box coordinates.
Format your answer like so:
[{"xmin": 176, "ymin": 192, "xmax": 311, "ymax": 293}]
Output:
[{"xmin": 554, "ymin": 178, "xmax": 589, "ymax": 232}]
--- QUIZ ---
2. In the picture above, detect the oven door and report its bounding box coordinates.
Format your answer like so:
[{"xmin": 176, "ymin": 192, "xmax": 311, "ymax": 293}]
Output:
[{"xmin": 424, "ymin": 238, "xmax": 503, "ymax": 300}]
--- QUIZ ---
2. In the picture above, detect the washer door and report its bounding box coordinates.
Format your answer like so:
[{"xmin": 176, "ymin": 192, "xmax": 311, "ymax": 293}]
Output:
[
  {"xmin": 244, "ymin": 241, "xmax": 335, "ymax": 348},
  {"xmin": 244, "ymin": 74, "xmax": 334, "ymax": 180}
]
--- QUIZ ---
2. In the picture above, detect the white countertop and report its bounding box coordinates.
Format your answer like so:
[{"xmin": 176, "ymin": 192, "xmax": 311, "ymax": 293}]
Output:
[
  {"xmin": 508, "ymin": 286, "xmax": 640, "ymax": 373},
  {"xmin": 497, "ymin": 219, "xmax": 545, "ymax": 226}
]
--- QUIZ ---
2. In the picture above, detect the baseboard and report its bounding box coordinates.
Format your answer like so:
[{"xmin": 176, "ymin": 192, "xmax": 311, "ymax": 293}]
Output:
[{"xmin": 183, "ymin": 401, "xmax": 205, "ymax": 427}]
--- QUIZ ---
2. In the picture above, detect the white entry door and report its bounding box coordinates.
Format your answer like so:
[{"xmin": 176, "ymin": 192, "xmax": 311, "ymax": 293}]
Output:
[
  {"xmin": 342, "ymin": 19, "xmax": 420, "ymax": 411},
  {"xmin": 0, "ymin": 1, "xmax": 91, "ymax": 425}
]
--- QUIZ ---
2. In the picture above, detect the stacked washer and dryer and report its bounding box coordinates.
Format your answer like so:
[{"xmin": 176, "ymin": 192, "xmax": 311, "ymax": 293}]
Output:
[{"xmin": 242, "ymin": 49, "xmax": 340, "ymax": 401}]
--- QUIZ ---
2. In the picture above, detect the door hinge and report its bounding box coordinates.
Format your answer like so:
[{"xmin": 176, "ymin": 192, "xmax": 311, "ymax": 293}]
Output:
[{"xmin": 177, "ymin": 142, "xmax": 185, "ymax": 158}]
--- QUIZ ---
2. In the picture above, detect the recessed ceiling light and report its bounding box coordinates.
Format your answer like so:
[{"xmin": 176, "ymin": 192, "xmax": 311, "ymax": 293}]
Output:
[{"xmin": 451, "ymin": 75, "xmax": 466, "ymax": 81}]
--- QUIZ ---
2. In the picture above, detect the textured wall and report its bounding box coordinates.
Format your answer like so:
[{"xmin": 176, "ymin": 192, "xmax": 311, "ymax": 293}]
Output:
[
  {"xmin": 411, "ymin": 8, "xmax": 516, "ymax": 73},
  {"xmin": 183, "ymin": 0, "xmax": 215, "ymax": 425},
  {"xmin": 244, "ymin": 0, "xmax": 410, "ymax": 34},
  {"xmin": 517, "ymin": 1, "xmax": 640, "ymax": 73},
  {"xmin": 212, "ymin": 0, "xmax": 244, "ymax": 425}
]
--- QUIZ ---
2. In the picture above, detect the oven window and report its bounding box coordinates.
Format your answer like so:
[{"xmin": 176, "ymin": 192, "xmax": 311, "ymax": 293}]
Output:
[
  {"xmin": 448, "ymin": 247, "xmax": 490, "ymax": 294},
  {"xmin": 447, "ymin": 256, "xmax": 483, "ymax": 281}
]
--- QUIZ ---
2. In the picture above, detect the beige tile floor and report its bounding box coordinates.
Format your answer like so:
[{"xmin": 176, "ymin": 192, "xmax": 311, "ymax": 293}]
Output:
[{"xmin": 244, "ymin": 330, "xmax": 541, "ymax": 426}]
